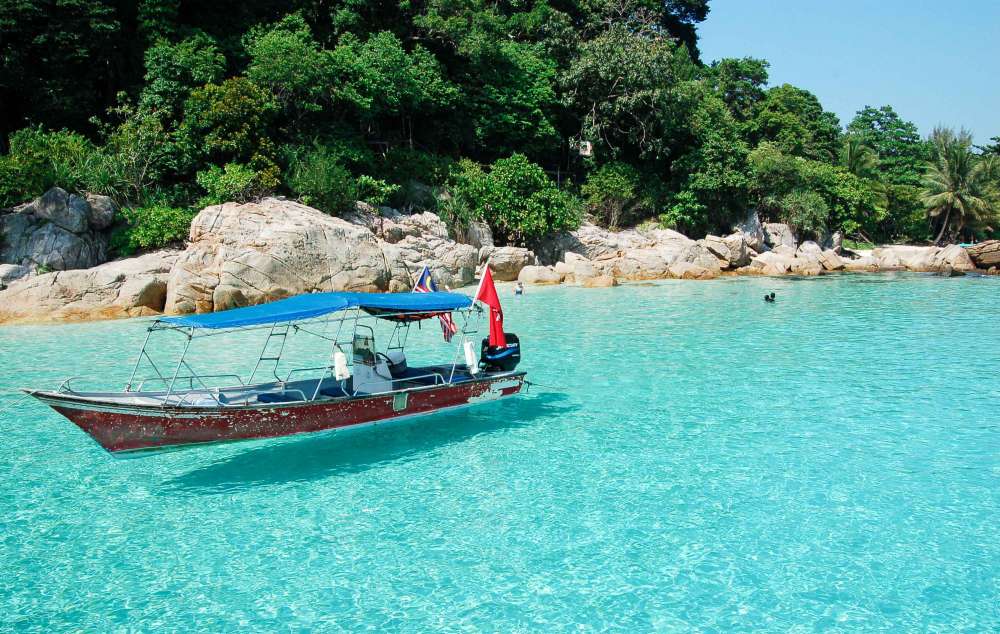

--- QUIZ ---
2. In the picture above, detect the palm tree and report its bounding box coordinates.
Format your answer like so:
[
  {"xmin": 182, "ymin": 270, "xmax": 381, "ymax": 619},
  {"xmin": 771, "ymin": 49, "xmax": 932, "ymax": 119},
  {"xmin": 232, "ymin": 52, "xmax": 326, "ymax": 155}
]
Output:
[
  {"xmin": 921, "ymin": 127, "xmax": 995, "ymax": 244},
  {"xmin": 840, "ymin": 134, "xmax": 879, "ymax": 179}
]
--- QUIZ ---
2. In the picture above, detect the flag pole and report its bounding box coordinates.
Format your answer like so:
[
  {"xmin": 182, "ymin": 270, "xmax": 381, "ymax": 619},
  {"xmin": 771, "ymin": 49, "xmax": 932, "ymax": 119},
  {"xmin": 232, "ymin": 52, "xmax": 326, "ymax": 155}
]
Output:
[{"xmin": 474, "ymin": 257, "xmax": 490, "ymax": 304}]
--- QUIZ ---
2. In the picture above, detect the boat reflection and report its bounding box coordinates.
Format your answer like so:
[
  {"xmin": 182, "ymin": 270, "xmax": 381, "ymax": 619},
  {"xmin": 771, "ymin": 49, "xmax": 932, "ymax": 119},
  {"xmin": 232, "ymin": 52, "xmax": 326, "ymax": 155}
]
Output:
[{"xmin": 161, "ymin": 392, "xmax": 574, "ymax": 494}]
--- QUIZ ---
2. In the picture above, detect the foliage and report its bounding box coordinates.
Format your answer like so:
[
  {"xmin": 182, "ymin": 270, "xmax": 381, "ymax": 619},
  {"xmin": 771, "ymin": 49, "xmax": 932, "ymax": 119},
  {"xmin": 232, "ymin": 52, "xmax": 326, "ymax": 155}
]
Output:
[
  {"xmin": 109, "ymin": 204, "xmax": 197, "ymax": 256},
  {"xmin": 244, "ymin": 14, "xmax": 332, "ymax": 118},
  {"xmin": 562, "ymin": 23, "xmax": 697, "ymax": 162},
  {"xmin": 778, "ymin": 190, "xmax": 828, "ymax": 238},
  {"xmin": 354, "ymin": 175, "xmax": 399, "ymax": 207},
  {"xmin": 90, "ymin": 100, "xmax": 172, "ymax": 204},
  {"xmin": 749, "ymin": 142, "xmax": 884, "ymax": 239},
  {"xmin": 140, "ymin": 33, "xmax": 226, "ymax": 121},
  {"xmin": 285, "ymin": 144, "xmax": 356, "ymax": 215},
  {"xmin": 704, "ymin": 57, "xmax": 769, "ymax": 121},
  {"xmin": 179, "ymin": 77, "xmax": 278, "ymax": 168},
  {"xmin": 196, "ymin": 162, "xmax": 278, "ymax": 206},
  {"xmin": 582, "ymin": 162, "xmax": 646, "ymax": 230},
  {"xmin": 450, "ymin": 154, "xmax": 580, "ymax": 246},
  {"xmin": 847, "ymin": 106, "xmax": 929, "ymax": 186},
  {"xmin": 0, "ymin": 1, "xmax": 984, "ymax": 249},
  {"xmin": 0, "ymin": 126, "xmax": 99, "ymax": 206},
  {"xmin": 745, "ymin": 84, "xmax": 841, "ymax": 161},
  {"xmin": 921, "ymin": 127, "xmax": 997, "ymax": 243}
]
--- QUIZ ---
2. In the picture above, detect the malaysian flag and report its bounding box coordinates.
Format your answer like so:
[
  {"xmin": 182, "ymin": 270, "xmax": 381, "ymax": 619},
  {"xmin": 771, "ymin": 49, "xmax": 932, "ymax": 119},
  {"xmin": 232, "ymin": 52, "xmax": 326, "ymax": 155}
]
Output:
[{"xmin": 412, "ymin": 266, "xmax": 459, "ymax": 342}]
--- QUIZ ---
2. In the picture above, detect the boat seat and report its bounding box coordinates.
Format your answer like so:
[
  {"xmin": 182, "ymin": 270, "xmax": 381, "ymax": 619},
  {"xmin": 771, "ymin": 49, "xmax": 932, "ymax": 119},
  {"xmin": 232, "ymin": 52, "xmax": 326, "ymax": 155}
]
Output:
[
  {"xmin": 257, "ymin": 392, "xmax": 302, "ymax": 404},
  {"xmin": 319, "ymin": 383, "xmax": 351, "ymax": 398}
]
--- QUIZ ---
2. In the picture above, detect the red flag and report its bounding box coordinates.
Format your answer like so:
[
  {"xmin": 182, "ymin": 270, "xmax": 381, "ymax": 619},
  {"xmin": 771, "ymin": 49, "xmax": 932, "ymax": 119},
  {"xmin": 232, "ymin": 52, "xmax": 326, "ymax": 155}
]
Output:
[{"xmin": 475, "ymin": 265, "xmax": 507, "ymax": 348}]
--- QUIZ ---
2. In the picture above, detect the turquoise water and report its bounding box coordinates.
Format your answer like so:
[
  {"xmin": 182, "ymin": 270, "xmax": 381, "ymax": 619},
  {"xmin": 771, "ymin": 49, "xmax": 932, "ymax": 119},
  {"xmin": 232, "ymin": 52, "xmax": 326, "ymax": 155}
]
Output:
[{"xmin": 2, "ymin": 273, "xmax": 999, "ymax": 631}]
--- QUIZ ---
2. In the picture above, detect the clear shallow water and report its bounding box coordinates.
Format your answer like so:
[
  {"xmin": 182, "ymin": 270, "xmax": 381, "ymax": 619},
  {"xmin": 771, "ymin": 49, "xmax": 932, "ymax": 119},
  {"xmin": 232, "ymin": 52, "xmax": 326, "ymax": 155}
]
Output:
[{"xmin": 2, "ymin": 273, "xmax": 999, "ymax": 631}]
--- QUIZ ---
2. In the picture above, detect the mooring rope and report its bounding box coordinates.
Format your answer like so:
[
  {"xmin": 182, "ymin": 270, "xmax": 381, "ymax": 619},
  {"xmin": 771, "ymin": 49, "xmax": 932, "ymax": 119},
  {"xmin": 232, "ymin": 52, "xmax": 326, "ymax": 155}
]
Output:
[{"xmin": 0, "ymin": 392, "xmax": 32, "ymax": 416}]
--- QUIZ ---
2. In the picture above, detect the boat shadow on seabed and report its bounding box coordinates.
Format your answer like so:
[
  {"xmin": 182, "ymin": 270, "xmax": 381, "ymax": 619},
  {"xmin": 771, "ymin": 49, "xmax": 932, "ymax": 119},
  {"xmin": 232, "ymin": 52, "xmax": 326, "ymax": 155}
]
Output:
[{"xmin": 160, "ymin": 391, "xmax": 574, "ymax": 495}]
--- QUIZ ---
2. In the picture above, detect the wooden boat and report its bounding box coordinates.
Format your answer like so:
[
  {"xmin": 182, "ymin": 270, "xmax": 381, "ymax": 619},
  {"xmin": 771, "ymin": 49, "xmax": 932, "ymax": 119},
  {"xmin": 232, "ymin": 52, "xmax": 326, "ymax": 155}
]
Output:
[{"xmin": 25, "ymin": 288, "xmax": 524, "ymax": 456}]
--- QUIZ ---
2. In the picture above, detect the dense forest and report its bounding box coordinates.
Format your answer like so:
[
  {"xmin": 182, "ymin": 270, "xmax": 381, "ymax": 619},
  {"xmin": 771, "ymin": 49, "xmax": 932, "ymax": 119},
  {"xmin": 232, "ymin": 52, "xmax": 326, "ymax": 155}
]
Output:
[{"xmin": 1, "ymin": 0, "xmax": 998, "ymax": 255}]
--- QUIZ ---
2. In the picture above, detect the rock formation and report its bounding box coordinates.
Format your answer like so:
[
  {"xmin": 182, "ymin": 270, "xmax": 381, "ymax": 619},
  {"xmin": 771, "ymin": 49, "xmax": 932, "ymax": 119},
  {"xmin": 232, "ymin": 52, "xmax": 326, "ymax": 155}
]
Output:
[
  {"xmin": 0, "ymin": 250, "xmax": 179, "ymax": 324},
  {"xmin": 965, "ymin": 240, "xmax": 1000, "ymax": 269},
  {"xmin": 0, "ymin": 187, "xmax": 115, "ymax": 271}
]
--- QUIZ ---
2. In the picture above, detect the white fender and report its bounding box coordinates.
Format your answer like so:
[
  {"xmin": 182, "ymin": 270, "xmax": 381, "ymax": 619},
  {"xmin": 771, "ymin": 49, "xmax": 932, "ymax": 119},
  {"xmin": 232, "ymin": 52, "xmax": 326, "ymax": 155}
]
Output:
[
  {"xmin": 333, "ymin": 350, "xmax": 351, "ymax": 381},
  {"xmin": 464, "ymin": 340, "xmax": 480, "ymax": 374}
]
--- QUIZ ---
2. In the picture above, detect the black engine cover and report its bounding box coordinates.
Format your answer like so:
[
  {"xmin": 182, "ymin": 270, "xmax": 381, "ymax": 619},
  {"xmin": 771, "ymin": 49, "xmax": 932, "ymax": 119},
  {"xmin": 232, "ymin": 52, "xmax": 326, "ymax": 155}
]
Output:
[{"xmin": 480, "ymin": 333, "xmax": 521, "ymax": 372}]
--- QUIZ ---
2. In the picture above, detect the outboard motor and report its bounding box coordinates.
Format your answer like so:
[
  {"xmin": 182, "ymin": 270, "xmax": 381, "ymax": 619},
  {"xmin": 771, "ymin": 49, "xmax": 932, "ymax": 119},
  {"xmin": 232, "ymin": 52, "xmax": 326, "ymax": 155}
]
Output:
[{"xmin": 480, "ymin": 333, "xmax": 521, "ymax": 372}]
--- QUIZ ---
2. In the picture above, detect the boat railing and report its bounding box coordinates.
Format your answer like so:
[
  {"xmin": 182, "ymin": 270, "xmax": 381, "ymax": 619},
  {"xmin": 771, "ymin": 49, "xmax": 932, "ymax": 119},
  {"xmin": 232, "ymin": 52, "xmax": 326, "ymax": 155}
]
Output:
[
  {"xmin": 132, "ymin": 374, "xmax": 247, "ymax": 393},
  {"xmin": 56, "ymin": 377, "xmax": 85, "ymax": 394}
]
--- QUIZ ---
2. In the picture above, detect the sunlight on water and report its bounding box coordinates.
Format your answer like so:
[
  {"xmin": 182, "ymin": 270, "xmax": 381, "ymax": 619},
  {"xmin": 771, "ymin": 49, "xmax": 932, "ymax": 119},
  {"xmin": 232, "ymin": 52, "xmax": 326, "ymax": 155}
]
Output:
[{"xmin": 2, "ymin": 273, "xmax": 999, "ymax": 630}]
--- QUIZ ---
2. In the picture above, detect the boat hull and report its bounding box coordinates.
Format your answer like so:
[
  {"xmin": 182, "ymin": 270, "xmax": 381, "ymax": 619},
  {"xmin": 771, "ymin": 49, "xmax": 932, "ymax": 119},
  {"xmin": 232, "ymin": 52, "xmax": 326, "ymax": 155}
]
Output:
[{"xmin": 30, "ymin": 372, "xmax": 526, "ymax": 455}]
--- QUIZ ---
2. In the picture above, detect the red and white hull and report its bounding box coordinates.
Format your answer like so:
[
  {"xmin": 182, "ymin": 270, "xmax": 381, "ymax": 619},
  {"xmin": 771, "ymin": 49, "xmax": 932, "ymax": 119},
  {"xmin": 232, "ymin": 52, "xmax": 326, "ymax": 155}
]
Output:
[{"xmin": 28, "ymin": 372, "xmax": 526, "ymax": 456}]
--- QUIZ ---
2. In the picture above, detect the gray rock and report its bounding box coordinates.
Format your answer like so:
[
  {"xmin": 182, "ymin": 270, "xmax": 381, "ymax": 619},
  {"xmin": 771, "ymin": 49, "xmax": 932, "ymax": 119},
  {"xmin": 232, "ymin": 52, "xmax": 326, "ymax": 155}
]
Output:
[
  {"xmin": 931, "ymin": 244, "xmax": 975, "ymax": 272},
  {"xmin": 0, "ymin": 263, "xmax": 31, "ymax": 287},
  {"xmin": 85, "ymin": 193, "xmax": 118, "ymax": 230},
  {"xmin": 818, "ymin": 249, "xmax": 846, "ymax": 271},
  {"xmin": 676, "ymin": 243, "xmax": 723, "ymax": 275},
  {"xmin": 534, "ymin": 222, "xmax": 653, "ymax": 264},
  {"xmin": 749, "ymin": 251, "xmax": 795, "ymax": 276},
  {"xmin": 166, "ymin": 199, "xmax": 391, "ymax": 314},
  {"xmin": 518, "ymin": 265, "xmax": 562, "ymax": 285},
  {"xmin": 668, "ymin": 261, "xmax": 718, "ymax": 280},
  {"xmin": 481, "ymin": 246, "xmax": 535, "ymax": 281},
  {"xmin": 27, "ymin": 188, "xmax": 89, "ymax": 233},
  {"xmin": 700, "ymin": 235, "xmax": 733, "ymax": 268},
  {"xmin": 0, "ymin": 187, "xmax": 109, "ymax": 271},
  {"xmin": 0, "ymin": 250, "xmax": 180, "ymax": 324},
  {"xmin": 763, "ymin": 222, "xmax": 797, "ymax": 249},
  {"xmin": 455, "ymin": 220, "xmax": 494, "ymax": 250},
  {"xmin": 733, "ymin": 209, "xmax": 766, "ymax": 252},
  {"xmin": 790, "ymin": 258, "xmax": 823, "ymax": 276},
  {"xmin": 722, "ymin": 232, "xmax": 751, "ymax": 267},
  {"xmin": 580, "ymin": 274, "xmax": 617, "ymax": 288}
]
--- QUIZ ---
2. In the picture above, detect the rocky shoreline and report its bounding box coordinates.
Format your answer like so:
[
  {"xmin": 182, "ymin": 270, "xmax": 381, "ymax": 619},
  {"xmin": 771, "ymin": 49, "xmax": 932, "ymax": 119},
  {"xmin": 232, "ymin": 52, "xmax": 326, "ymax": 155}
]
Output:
[{"xmin": 0, "ymin": 189, "xmax": 996, "ymax": 325}]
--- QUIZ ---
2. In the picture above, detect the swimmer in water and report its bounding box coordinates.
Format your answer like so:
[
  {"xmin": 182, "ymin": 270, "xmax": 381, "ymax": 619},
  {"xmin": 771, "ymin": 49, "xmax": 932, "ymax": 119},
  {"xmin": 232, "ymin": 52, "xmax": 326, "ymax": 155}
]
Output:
[
  {"xmin": 515, "ymin": 282, "xmax": 524, "ymax": 296},
  {"xmin": 764, "ymin": 292, "xmax": 776, "ymax": 303}
]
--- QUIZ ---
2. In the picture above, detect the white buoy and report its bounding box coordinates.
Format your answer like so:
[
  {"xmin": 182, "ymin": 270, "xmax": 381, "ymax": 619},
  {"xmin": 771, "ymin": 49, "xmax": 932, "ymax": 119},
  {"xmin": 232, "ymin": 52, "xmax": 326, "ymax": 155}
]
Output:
[
  {"xmin": 333, "ymin": 350, "xmax": 351, "ymax": 381},
  {"xmin": 464, "ymin": 340, "xmax": 479, "ymax": 374}
]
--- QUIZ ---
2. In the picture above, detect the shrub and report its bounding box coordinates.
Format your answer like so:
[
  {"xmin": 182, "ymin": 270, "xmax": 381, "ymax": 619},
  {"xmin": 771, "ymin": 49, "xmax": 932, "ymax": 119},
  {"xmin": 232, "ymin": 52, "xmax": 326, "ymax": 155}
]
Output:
[
  {"xmin": 355, "ymin": 175, "xmax": 399, "ymax": 207},
  {"xmin": 110, "ymin": 204, "xmax": 197, "ymax": 256},
  {"xmin": 90, "ymin": 99, "xmax": 171, "ymax": 204},
  {"xmin": 285, "ymin": 145, "xmax": 356, "ymax": 215},
  {"xmin": 140, "ymin": 33, "xmax": 226, "ymax": 120},
  {"xmin": 179, "ymin": 77, "xmax": 277, "ymax": 166},
  {"xmin": 196, "ymin": 162, "xmax": 278, "ymax": 206},
  {"xmin": 0, "ymin": 126, "xmax": 99, "ymax": 205},
  {"xmin": 450, "ymin": 154, "xmax": 581, "ymax": 246},
  {"xmin": 779, "ymin": 190, "xmax": 828, "ymax": 238},
  {"xmin": 581, "ymin": 162, "xmax": 645, "ymax": 230}
]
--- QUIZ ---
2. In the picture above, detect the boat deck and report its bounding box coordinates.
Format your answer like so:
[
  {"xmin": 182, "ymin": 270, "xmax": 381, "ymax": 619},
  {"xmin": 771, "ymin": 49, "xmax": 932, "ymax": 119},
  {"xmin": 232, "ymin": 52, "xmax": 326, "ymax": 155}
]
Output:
[{"xmin": 46, "ymin": 365, "xmax": 483, "ymax": 409}]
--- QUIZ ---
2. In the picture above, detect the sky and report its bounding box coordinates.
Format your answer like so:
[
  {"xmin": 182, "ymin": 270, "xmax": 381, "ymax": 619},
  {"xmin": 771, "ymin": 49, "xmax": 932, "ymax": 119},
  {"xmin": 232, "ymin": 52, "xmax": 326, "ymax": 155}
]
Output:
[{"xmin": 697, "ymin": 0, "xmax": 1000, "ymax": 144}]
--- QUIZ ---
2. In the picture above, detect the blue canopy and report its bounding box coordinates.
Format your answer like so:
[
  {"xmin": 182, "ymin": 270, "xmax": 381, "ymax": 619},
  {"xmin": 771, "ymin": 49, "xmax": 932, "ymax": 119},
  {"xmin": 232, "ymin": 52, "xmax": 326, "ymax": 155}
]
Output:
[{"xmin": 160, "ymin": 291, "xmax": 473, "ymax": 330}]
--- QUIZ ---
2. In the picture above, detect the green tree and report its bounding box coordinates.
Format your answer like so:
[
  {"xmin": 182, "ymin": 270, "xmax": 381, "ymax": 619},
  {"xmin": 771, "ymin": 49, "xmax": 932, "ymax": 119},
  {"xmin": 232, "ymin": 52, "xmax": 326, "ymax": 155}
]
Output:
[
  {"xmin": 244, "ymin": 14, "xmax": 332, "ymax": 120},
  {"xmin": 704, "ymin": 57, "xmax": 769, "ymax": 121},
  {"xmin": 582, "ymin": 162, "xmax": 649, "ymax": 230},
  {"xmin": 139, "ymin": 33, "xmax": 226, "ymax": 121},
  {"xmin": 452, "ymin": 154, "xmax": 580, "ymax": 246},
  {"xmin": 178, "ymin": 77, "xmax": 278, "ymax": 169},
  {"xmin": 745, "ymin": 84, "xmax": 841, "ymax": 161},
  {"xmin": 847, "ymin": 106, "xmax": 929, "ymax": 186},
  {"xmin": 839, "ymin": 135, "xmax": 879, "ymax": 180},
  {"xmin": 921, "ymin": 128, "xmax": 996, "ymax": 244},
  {"xmin": 562, "ymin": 23, "xmax": 697, "ymax": 162}
]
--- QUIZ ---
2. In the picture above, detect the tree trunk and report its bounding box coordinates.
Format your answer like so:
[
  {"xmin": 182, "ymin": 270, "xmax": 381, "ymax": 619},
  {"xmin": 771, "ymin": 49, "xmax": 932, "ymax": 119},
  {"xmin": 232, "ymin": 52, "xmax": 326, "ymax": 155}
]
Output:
[{"xmin": 934, "ymin": 206, "xmax": 952, "ymax": 245}]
